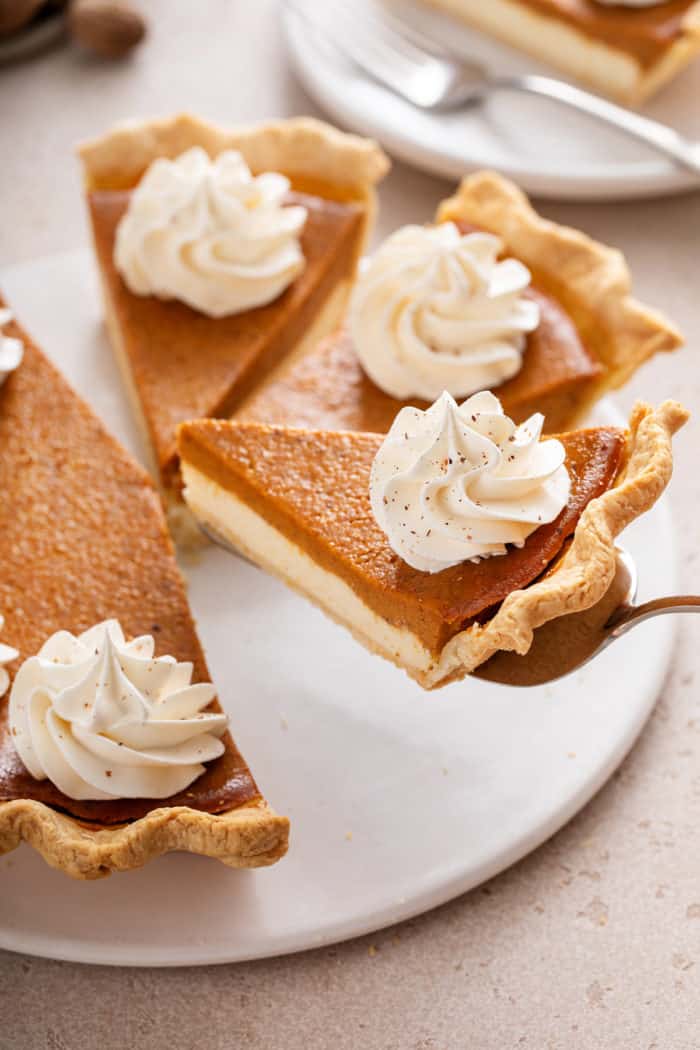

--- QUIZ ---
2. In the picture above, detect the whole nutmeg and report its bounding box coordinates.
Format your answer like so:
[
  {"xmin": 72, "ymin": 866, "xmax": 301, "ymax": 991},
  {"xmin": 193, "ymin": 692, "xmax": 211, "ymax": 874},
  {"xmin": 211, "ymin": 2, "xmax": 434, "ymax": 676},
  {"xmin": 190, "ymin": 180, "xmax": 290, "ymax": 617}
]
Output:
[
  {"xmin": 68, "ymin": 0, "xmax": 146, "ymax": 58},
  {"xmin": 0, "ymin": 0, "xmax": 45, "ymax": 37}
]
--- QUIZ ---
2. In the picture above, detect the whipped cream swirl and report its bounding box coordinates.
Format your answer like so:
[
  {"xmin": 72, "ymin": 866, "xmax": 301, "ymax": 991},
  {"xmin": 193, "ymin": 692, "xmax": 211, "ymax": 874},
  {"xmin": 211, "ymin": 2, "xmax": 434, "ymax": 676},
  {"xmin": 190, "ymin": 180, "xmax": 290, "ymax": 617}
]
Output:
[
  {"xmin": 0, "ymin": 615, "xmax": 18, "ymax": 698},
  {"xmin": 370, "ymin": 391, "xmax": 570, "ymax": 573},
  {"xmin": 9, "ymin": 620, "xmax": 228, "ymax": 800},
  {"xmin": 0, "ymin": 309, "xmax": 24, "ymax": 387},
  {"xmin": 115, "ymin": 147, "xmax": 308, "ymax": 318},
  {"xmin": 350, "ymin": 223, "xmax": 539, "ymax": 402}
]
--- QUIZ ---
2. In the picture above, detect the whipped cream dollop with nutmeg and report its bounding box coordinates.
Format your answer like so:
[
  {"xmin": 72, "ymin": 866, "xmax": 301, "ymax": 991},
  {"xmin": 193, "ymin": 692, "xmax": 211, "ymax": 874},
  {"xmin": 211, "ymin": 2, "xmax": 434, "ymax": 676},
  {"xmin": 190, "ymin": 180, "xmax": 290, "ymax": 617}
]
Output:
[
  {"xmin": 115, "ymin": 147, "xmax": 308, "ymax": 318},
  {"xmin": 350, "ymin": 223, "xmax": 539, "ymax": 402},
  {"xmin": 370, "ymin": 391, "xmax": 570, "ymax": 573},
  {"xmin": 9, "ymin": 620, "xmax": 228, "ymax": 801},
  {"xmin": 0, "ymin": 309, "xmax": 24, "ymax": 386},
  {"xmin": 0, "ymin": 616, "xmax": 18, "ymax": 699}
]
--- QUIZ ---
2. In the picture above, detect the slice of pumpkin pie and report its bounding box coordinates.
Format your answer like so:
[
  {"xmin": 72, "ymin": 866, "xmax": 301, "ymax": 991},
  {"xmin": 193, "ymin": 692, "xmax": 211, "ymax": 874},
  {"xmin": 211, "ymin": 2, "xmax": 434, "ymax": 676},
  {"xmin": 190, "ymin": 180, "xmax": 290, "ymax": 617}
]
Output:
[
  {"xmin": 79, "ymin": 112, "xmax": 389, "ymax": 500},
  {"xmin": 179, "ymin": 390, "xmax": 687, "ymax": 690},
  {"xmin": 238, "ymin": 171, "xmax": 682, "ymax": 437},
  {"xmin": 0, "ymin": 299, "xmax": 288, "ymax": 879}
]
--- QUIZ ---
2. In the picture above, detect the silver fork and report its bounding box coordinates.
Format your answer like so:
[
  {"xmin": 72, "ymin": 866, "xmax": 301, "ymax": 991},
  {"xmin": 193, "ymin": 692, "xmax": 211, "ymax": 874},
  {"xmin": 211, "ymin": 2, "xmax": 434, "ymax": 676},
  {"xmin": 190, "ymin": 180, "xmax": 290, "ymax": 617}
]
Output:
[{"xmin": 287, "ymin": 0, "xmax": 700, "ymax": 177}]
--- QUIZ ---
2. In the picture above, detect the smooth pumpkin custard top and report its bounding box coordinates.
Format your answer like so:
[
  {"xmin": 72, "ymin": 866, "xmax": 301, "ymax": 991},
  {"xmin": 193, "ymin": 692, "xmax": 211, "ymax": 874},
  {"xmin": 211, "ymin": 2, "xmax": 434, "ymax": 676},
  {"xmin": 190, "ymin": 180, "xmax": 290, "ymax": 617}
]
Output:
[
  {"xmin": 518, "ymin": 0, "xmax": 697, "ymax": 66},
  {"xmin": 0, "ymin": 306, "xmax": 260, "ymax": 824},
  {"xmin": 88, "ymin": 189, "xmax": 364, "ymax": 488},
  {"xmin": 179, "ymin": 420, "xmax": 625, "ymax": 655},
  {"xmin": 238, "ymin": 308, "xmax": 601, "ymax": 437}
]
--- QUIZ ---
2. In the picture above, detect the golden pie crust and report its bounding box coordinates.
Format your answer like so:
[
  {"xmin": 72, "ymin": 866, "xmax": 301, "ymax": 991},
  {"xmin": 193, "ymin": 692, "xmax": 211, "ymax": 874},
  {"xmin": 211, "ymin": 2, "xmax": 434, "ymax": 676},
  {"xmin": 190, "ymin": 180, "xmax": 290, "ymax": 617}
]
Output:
[
  {"xmin": 0, "ymin": 798, "xmax": 286, "ymax": 880},
  {"xmin": 78, "ymin": 112, "xmax": 390, "ymax": 200},
  {"xmin": 430, "ymin": 400, "xmax": 688, "ymax": 687}
]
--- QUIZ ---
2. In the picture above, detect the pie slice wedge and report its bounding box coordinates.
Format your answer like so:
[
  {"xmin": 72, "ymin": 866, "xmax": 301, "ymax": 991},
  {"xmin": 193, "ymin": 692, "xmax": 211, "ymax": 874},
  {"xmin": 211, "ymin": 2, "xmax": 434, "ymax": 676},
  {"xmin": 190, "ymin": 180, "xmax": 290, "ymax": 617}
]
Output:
[
  {"xmin": 179, "ymin": 401, "xmax": 687, "ymax": 690},
  {"xmin": 238, "ymin": 171, "xmax": 682, "ymax": 437},
  {"xmin": 78, "ymin": 113, "xmax": 389, "ymax": 506},
  {"xmin": 0, "ymin": 299, "xmax": 288, "ymax": 878},
  {"xmin": 416, "ymin": 0, "xmax": 700, "ymax": 105}
]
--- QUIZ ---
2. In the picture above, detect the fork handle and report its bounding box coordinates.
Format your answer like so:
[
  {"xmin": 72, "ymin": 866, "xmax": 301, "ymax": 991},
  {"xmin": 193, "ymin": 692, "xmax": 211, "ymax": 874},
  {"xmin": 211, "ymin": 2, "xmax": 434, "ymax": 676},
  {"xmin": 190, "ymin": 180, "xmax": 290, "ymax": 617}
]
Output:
[
  {"xmin": 606, "ymin": 595, "xmax": 700, "ymax": 638},
  {"xmin": 495, "ymin": 74, "xmax": 700, "ymax": 177}
]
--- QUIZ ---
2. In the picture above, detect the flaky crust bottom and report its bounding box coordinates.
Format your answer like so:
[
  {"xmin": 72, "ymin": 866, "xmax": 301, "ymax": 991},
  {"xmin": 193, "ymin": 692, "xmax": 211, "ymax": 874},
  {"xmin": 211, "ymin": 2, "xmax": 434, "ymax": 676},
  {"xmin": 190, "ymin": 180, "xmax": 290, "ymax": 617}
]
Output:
[
  {"xmin": 438, "ymin": 172, "xmax": 682, "ymax": 431},
  {"xmin": 0, "ymin": 797, "xmax": 289, "ymax": 880},
  {"xmin": 425, "ymin": 400, "xmax": 688, "ymax": 688}
]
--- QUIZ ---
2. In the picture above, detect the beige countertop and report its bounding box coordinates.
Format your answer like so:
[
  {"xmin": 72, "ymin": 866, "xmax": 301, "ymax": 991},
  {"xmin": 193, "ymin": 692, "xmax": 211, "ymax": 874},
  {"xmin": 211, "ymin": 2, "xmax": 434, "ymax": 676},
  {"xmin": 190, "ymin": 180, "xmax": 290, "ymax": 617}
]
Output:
[{"xmin": 2, "ymin": 3, "xmax": 700, "ymax": 1047}]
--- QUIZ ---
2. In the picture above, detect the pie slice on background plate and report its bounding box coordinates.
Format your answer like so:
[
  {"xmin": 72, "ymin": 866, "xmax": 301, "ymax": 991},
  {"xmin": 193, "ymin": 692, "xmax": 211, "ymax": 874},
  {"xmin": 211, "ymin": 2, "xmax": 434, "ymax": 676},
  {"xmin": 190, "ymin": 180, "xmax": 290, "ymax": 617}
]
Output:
[
  {"xmin": 78, "ymin": 112, "xmax": 389, "ymax": 510},
  {"xmin": 0, "ymin": 300, "xmax": 288, "ymax": 879},
  {"xmin": 178, "ymin": 398, "xmax": 687, "ymax": 691},
  {"xmin": 238, "ymin": 171, "xmax": 683, "ymax": 436},
  {"xmin": 415, "ymin": 0, "xmax": 700, "ymax": 105}
]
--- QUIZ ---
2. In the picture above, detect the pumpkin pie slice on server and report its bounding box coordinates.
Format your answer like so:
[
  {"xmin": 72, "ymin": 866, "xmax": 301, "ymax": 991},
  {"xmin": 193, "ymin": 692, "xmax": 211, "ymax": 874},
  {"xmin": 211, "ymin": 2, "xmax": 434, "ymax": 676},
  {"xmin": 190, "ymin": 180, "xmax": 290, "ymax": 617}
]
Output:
[
  {"xmin": 179, "ymin": 390, "xmax": 687, "ymax": 691},
  {"xmin": 0, "ymin": 301, "xmax": 288, "ymax": 879},
  {"xmin": 238, "ymin": 171, "xmax": 682, "ymax": 437},
  {"xmin": 78, "ymin": 112, "xmax": 389, "ymax": 508}
]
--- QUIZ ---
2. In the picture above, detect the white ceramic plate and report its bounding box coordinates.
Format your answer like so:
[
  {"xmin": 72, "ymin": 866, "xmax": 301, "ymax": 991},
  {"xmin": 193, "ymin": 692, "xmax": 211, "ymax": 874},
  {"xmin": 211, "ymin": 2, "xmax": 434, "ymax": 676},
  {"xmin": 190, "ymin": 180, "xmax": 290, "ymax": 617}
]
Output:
[
  {"xmin": 284, "ymin": 0, "xmax": 700, "ymax": 201},
  {"xmin": 0, "ymin": 252, "xmax": 676, "ymax": 966}
]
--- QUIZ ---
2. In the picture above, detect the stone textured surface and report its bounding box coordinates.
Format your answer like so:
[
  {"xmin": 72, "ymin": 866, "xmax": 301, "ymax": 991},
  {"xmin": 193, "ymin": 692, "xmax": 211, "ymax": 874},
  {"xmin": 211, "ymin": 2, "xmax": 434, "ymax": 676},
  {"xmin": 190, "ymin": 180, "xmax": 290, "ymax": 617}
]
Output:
[{"xmin": 2, "ymin": 2, "xmax": 700, "ymax": 1047}]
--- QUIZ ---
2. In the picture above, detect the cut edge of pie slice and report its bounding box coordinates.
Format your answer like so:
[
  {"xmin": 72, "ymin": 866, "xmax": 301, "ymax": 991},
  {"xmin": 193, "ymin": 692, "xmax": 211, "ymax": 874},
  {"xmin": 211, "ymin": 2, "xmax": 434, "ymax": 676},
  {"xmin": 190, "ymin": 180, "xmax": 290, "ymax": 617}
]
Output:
[
  {"xmin": 178, "ymin": 401, "xmax": 687, "ymax": 690},
  {"xmin": 438, "ymin": 171, "xmax": 684, "ymax": 426},
  {"xmin": 0, "ymin": 299, "xmax": 289, "ymax": 879},
  {"xmin": 77, "ymin": 113, "xmax": 390, "ymax": 530},
  {"xmin": 418, "ymin": 0, "xmax": 700, "ymax": 106}
]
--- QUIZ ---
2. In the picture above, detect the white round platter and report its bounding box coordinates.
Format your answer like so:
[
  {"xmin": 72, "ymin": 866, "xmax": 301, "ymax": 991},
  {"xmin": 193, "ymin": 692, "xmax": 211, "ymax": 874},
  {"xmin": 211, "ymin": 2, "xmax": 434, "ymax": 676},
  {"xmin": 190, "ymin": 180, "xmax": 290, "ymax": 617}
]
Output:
[{"xmin": 0, "ymin": 251, "xmax": 676, "ymax": 965}]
